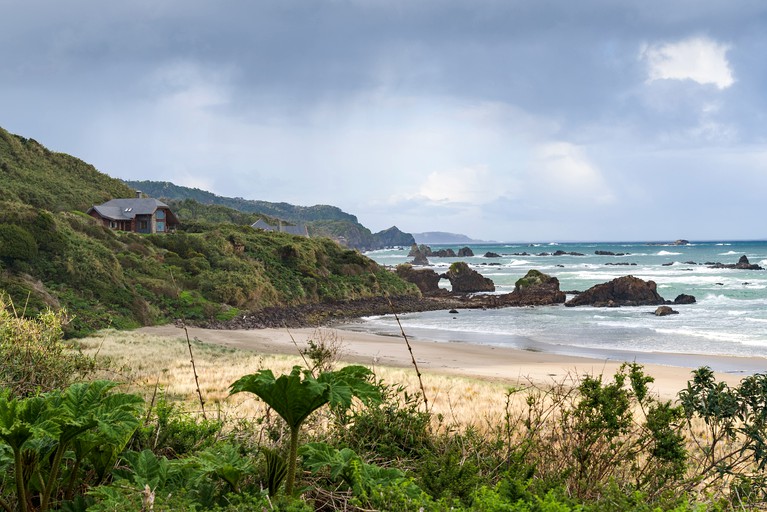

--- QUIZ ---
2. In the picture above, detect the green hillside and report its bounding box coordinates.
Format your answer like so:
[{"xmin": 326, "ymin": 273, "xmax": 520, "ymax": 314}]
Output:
[
  {"xmin": 0, "ymin": 128, "xmax": 419, "ymax": 336},
  {"xmin": 0, "ymin": 128, "xmax": 135, "ymax": 211},
  {"xmin": 126, "ymin": 180, "xmax": 416, "ymax": 250},
  {"xmin": 126, "ymin": 180, "xmax": 358, "ymax": 224}
]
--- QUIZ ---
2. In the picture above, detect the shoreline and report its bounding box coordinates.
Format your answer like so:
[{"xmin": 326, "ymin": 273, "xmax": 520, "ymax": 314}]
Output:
[{"xmin": 136, "ymin": 324, "xmax": 763, "ymax": 400}]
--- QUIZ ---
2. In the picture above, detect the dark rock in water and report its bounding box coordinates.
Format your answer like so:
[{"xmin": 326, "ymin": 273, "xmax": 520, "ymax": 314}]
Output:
[
  {"xmin": 565, "ymin": 275, "xmax": 667, "ymax": 307},
  {"xmin": 674, "ymin": 294, "xmax": 696, "ymax": 304},
  {"xmin": 484, "ymin": 251, "xmax": 502, "ymax": 258},
  {"xmin": 408, "ymin": 243, "xmax": 433, "ymax": 257},
  {"xmin": 432, "ymin": 248, "xmax": 457, "ymax": 257},
  {"xmin": 684, "ymin": 261, "xmax": 698, "ymax": 265},
  {"xmin": 606, "ymin": 262, "xmax": 637, "ymax": 266},
  {"xmin": 595, "ymin": 250, "xmax": 629, "ymax": 256},
  {"xmin": 674, "ymin": 239, "xmax": 690, "ymax": 245},
  {"xmin": 411, "ymin": 251, "xmax": 430, "ymax": 266},
  {"xmin": 396, "ymin": 264, "xmax": 441, "ymax": 294},
  {"xmin": 556, "ymin": 264, "xmax": 565, "ymax": 267},
  {"xmin": 654, "ymin": 306, "xmax": 678, "ymax": 316},
  {"xmin": 553, "ymin": 250, "xmax": 585, "ymax": 256},
  {"xmin": 707, "ymin": 255, "xmax": 764, "ymax": 270},
  {"xmin": 458, "ymin": 246, "xmax": 474, "ymax": 257},
  {"xmin": 662, "ymin": 262, "xmax": 673, "ymax": 266},
  {"xmin": 443, "ymin": 262, "xmax": 495, "ymax": 293},
  {"xmin": 449, "ymin": 309, "xmax": 459, "ymax": 314},
  {"xmin": 510, "ymin": 270, "xmax": 565, "ymax": 305}
]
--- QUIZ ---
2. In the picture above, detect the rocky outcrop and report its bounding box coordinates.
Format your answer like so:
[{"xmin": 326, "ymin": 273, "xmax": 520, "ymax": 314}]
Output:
[
  {"xmin": 432, "ymin": 248, "xmax": 457, "ymax": 257},
  {"xmin": 565, "ymin": 275, "xmax": 667, "ymax": 307},
  {"xmin": 443, "ymin": 262, "xmax": 495, "ymax": 293},
  {"xmin": 484, "ymin": 252, "xmax": 502, "ymax": 258},
  {"xmin": 654, "ymin": 306, "xmax": 678, "ymax": 316},
  {"xmin": 595, "ymin": 250, "xmax": 629, "ymax": 256},
  {"xmin": 673, "ymin": 294, "xmax": 696, "ymax": 304},
  {"xmin": 395, "ymin": 264, "xmax": 443, "ymax": 295},
  {"xmin": 509, "ymin": 270, "xmax": 565, "ymax": 305},
  {"xmin": 409, "ymin": 244, "xmax": 432, "ymax": 257},
  {"xmin": 458, "ymin": 247, "xmax": 474, "ymax": 257},
  {"xmin": 408, "ymin": 244, "xmax": 431, "ymax": 265},
  {"xmin": 707, "ymin": 255, "xmax": 764, "ymax": 270}
]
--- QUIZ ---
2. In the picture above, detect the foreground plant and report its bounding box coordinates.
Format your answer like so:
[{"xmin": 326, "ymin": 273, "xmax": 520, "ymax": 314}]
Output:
[
  {"xmin": 229, "ymin": 364, "xmax": 381, "ymax": 496},
  {"xmin": 0, "ymin": 381, "xmax": 143, "ymax": 512}
]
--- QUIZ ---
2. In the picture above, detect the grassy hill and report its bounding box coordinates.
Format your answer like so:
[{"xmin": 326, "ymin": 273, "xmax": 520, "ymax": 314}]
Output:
[
  {"xmin": 126, "ymin": 180, "xmax": 415, "ymax": 250},
  {"xmin": 0, "ymin": 127, "xmax": 418, "ymax": 336},
  {"xmin": 0, "ymin": 128, "xmax": 136, "ymax": 211}
]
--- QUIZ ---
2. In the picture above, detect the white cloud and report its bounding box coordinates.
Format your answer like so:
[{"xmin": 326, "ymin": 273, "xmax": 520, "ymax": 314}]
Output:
[
  {"xmin": 642, "ymin": 36, "xmax": 734, "ymax": 89},
  {"xmin": 530, "ymin": 142, "xmax": 615, "ymax": 205},
  {"xmin": 417, "ymin": 166, "xmax": 499, "ymax": 203}
]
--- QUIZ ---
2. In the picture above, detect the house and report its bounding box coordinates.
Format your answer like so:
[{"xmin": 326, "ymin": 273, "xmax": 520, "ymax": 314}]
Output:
[
  {"xmin": 251, "ymin": 218, "xmax": 309, "ymax": 237},
  {"xmin": 87, "ymin": 196, "xmax": 179, "ymax": 234}
]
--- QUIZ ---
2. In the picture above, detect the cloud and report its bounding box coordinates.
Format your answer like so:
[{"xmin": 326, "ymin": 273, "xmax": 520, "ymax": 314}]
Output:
[
  {"xmin": 641, "ymin": 36, "xmax": 734, "ymax": 89},
  {"xmin": 416, "ymin": 166, "xmax": 499, "ymax": 203},
  {"xmin": 529, "ymin": 142, "xmax": 616, "ymax": 206}
]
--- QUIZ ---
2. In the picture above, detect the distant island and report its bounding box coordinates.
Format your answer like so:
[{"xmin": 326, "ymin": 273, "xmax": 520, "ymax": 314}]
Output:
[{"xmin": 411, "ymin": 231, "xmax": 491, "ymax": 245}]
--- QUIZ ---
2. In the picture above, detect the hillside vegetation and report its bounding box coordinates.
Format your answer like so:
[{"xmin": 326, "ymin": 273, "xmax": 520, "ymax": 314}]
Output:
[
  {"xmin": 0, "ymin": 128, "xmax": 418, "ymax": 336},
  {"xmin": 127, "ymin": 179, "xmax": 415, "ymax": 250},
  {"xmin": 0, "ymin": 128, "xmax": 135, "ymax": 211}
]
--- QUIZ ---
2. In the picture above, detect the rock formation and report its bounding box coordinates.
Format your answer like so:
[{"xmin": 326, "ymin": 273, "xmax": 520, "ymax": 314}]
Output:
[
  {"xmin": 484, "ymin": 252, "xmax": 502, "ymax": 258},
  {"xmin": 565, "ymin": 275, "xmax": 667, "ymax": 307},
  {"xmin": 707, "ymin": 255, "xmax": 764, "ymax": 270},
  {"xmin": 654, "ymin": 306, "xmax": 678, "ymax": 316},
  {"xmin": 443, "ymin": 262, "xmax": 495, "ymax": 293},
  {"xmin": 408, "ymin": 245, "xmax": 430, "ymax": 266},
  {"xmin": 509, "ymin": 270, "xmax": 565, "ymax": 305},
  {"xmin": 457, "ymin": 246, "xmax": 474, "ymax": 257},
  {"xmin": 673, "ymin": 294, "xmax": 696, "ymax": 304},
  {"xmin": 395, "ymin": 264, "xmax": 443, "ymax": 295}
]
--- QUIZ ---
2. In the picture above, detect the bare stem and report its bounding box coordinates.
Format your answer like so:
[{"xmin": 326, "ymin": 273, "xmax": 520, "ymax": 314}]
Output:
[
  {"xmin": 182, "ymin": 324, "xmax": 207, "ymax": 419},
  {"xmin": 387, "ymin": 296, "xmax": 429, "ymax": 413}
]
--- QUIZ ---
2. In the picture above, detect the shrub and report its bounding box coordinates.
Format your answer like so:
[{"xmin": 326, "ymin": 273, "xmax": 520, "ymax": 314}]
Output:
[
  {"xmin": 0, "ymin": 295, "xmax": 95, "ymax": 397},
  {"xmin": 0, "ymin": 223, "xmax": 37, "ymax": 263}
]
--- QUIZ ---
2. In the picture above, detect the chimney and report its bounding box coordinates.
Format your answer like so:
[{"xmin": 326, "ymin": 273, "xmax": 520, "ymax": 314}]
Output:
[{"xmin": 136, "ymin": 190, "xmax": 142, "ymax": 199}]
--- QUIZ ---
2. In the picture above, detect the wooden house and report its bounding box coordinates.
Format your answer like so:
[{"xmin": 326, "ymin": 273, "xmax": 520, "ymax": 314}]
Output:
[{"xmin": 87, "ymin": 197, "xmax": 179, "ymax": 234}]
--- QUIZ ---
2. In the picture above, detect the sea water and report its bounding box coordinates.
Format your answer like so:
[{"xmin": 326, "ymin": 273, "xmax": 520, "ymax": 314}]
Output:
[{"xmin": 350, "ymin": 241, "xmax": 767, "ymax": 373}]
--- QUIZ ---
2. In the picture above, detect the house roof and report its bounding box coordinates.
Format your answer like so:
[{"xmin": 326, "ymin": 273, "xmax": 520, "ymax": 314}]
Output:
[
  {"xmin": 88, "ymin": 198, "xmax": 177, "ymax": 223},
  {"xmin": 251, "ymin": 219, "xmax": 308, "ymax": 236}
]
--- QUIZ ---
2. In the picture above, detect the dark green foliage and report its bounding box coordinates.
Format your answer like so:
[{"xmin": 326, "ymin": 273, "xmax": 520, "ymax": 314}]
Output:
[
  {"xmin": 341, "ymin": 382, "xmax": 433, "ymax": 463},
  {"xmin": 0, "ymin": 203, "xmax": 417, "ymax": 336},
  {"xmin": 229, "ymin": 365, "xmax": 382, "ymax": 496},
  {"xmin": 130, "ymin": 398, "xmax": 223, "ymax": 458},
  {"xmin": 0, "ymin": 224, "xmax": 37, "ymax": 263}
]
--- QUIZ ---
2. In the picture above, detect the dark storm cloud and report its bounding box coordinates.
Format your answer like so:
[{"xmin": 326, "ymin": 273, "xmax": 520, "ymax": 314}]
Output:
[{"xmin": 2, "ymin": 0, "xmax": 767, "ymax": 240}]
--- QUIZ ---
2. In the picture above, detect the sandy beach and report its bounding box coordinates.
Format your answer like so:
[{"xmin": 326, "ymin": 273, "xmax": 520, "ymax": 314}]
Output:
[{"xmin": 136, "ymin": 324, "xmax": 762, "ymax": 400}]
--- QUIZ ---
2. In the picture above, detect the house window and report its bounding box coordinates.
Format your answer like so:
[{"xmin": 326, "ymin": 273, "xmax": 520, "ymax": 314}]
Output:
[
  {"xmin": 156, "ymin": 210, "xmax": 166, "ymax": 220},
  {"xmin": 138, "ymin": 221, "xmax": 149, "ymax": 230},
  {"xmin": 156, "ymin": 221, "xmax": 165, "ymax": 232},
  {"xmin": 110, "ymin": 221, "xmax": 117, "ymax": 229}
]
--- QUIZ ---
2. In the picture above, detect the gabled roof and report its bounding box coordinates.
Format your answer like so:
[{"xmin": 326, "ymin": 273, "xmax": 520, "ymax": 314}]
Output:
[
  {"xmin": 88, "ymin": 198, "xmax": 175, "ymax": 222},
  {"xmin": 251, "ymin": 218, "xmax": 308, "ymax": 236}
]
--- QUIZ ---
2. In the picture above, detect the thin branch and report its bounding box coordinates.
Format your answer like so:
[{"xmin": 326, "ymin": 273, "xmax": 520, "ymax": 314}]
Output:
[
  {"xmin": 386, "ymin": 296, "xmax": 428, "ymax": 413},
  {"xmin": 182, "ymin": 324, "xmax": 207, "ymax": 419}
]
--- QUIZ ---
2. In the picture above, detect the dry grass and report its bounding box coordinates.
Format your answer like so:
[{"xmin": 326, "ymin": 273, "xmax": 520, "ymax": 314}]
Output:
[{"xmin": 78, "ymin": 327, "xmax": 519, "ymax": 429}]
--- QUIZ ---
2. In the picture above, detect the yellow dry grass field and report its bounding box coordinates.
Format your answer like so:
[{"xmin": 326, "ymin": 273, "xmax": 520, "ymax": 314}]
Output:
[{"xmin": 78, "ymin": 327, "xmax": 519, "ymax": 430}]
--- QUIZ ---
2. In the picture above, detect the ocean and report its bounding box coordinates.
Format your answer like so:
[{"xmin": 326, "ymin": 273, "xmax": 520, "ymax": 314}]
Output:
[{"xmin": 347, "ymin": 240, "xmax": 767, "ymax": 373}]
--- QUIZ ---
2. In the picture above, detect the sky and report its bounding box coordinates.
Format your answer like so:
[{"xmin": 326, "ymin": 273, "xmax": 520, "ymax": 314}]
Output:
[{"xmin": 2, "ymin": 1, "xmax": 767, "ymax": 242}]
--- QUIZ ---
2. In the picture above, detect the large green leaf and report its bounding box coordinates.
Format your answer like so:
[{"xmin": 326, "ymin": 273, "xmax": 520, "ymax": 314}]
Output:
[{"xmin": 229, "ymin": 366, "xmax": 330, "ymax": 429}]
